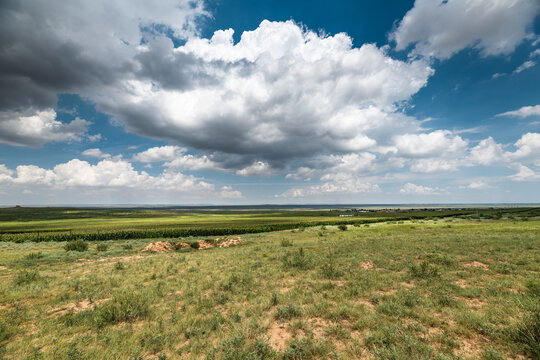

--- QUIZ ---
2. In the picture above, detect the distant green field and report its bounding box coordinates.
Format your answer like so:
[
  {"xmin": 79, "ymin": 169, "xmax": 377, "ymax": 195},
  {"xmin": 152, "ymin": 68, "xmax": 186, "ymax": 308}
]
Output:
[{"xmin": 1, "ymin": 206, "xmax": 538, "ymax": 242}]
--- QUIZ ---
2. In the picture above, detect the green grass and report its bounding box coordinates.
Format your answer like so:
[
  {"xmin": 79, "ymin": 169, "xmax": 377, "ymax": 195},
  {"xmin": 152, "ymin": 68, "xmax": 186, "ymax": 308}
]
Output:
[
  {"xmin": 0, "ymin": 209, "xmax": 538, "ymax": 358},
  {"xmin": 3, "ymin": 206, "xmax": 529, "ymax": 242}
]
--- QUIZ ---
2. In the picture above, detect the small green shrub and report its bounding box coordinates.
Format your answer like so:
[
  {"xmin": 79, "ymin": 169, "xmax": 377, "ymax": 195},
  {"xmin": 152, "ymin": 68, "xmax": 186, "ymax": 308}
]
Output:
[
  {"xmin": 0, "ymin": 322, "xmax": 14, "ymax": 343},
  {"xmin": 186, "ymin": 241, "xmax": 199, "ymax": 249},
  {"xmin": 14, "ymin": 269, "xmax": 41, "ymax": 285},
  {"xmin": 114, "ymin": 261, "xmax": 125, "ymax": 270},
  {"xmin": 409, "ymin": 261, "xmax": 440, "ymax": 279},
  {"xmin": 320, "ymin": 260, "xmax": 344, "ymax": 279},
  {"xmin": 270, "ymin": 291, "xmax": 279, "ymax": 306},
  {"xmin": 23, "ymin": 252, "xmax": 44, "ymax": 260},
  {"xmin": 275, "ymin": 304, "xmax": 301, "ymax": 320},
  {"xmin": 122, "ymin": 244, "xmax": 133, "ymax": 250},
  {"xmin": 96, "ymin": 243, "xmax": 108, "ymax": 251},
  {"xmin": 511, "ymin": 308, "xmax": 540, "ymax": 358},
  {"xmin": 337, "ymin": 224, "xmax": 348, "ymax": 231},
  {"xmin": 280, "ymin": 238, "xmax": 293, "ymax": 247},
  {"xmin": 282, "ymin": 248, "xmax": 311, "ymax": 269},
  {"xmin": 93, "ymin": 290, "xmax": 151, "ymax": 326},
  {"xmin": 64, "ymin": 240, "xmax": 88, "ymax": 252}
]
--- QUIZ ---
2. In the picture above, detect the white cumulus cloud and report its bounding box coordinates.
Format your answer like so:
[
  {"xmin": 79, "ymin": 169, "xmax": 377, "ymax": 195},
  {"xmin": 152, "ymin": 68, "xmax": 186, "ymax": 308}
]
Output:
[{"xmin": 391, "ymin": 0, "xmax": 540, "ymax": 60}]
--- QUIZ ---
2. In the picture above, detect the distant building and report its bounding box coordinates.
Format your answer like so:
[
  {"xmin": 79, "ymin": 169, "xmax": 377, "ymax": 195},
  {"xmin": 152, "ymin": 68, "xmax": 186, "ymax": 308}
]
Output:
[{"xmin": 339, "ymin": 214, "xmax": 354, "ymax": 217}]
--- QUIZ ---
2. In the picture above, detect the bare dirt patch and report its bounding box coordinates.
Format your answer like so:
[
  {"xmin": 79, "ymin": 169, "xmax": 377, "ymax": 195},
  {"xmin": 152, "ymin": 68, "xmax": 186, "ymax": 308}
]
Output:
[
  {"xmin": 176, "ymin": 242, "xmax": 191, "ymax": 250},
  {"xmin": 268, "ymin": 321, "xmax": 292, "ymax": 351},
  {"xmin": 0, "ymin": 265, "xmax": 8, "ymax": 271},
  {"xmin": 459, "ymin": 297, "xmax": 486, "ymax": 309},
  {"xmin": 217, "ymin": 236, "xmax": 244, "ymax": 248},
  {"xmin": 376, "ymin": 288, "xmax": 397, "ymax": 296},
  {"xmin": 463, "ymin": 261, "xmax": 489, "ymax": 270},
  {"xmin": 453, "ymin": 336, "xmax": 487, "ymax": 359},
  {"xmin": 198, "ymin": 240, "xmax": 214, "ymax": 250},
  {"xmin": 455, "ymin": 279, "xmax": 470, "ymax": 288},
  {"xmin": 355, "ymin": 298, "xmax": 375, "ymax": 310},
  {"xmin": 48, "ymin": 298, "xmax": 109, "ymax": 318},
  {"xmin": 360, "ymin": 260, "xmax": 374, "ymax": 270},
  {"xmin": 308, "ymin": 317, "xmax": 332, "ymax": 338},
  {"xmin": 141, "ymin": 241, "xmax": 175, "ymax": 253}
]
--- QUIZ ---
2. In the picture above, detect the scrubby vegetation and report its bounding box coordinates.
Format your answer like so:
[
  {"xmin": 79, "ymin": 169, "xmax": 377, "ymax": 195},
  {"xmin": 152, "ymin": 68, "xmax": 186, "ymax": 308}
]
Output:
[{"xmin": 0, "ymin": 207, "xmax": 538, "ymax": 358}]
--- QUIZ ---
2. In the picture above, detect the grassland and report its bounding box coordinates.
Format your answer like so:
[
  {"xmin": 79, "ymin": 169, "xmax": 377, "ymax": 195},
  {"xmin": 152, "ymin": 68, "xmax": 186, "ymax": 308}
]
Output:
[
  {"xmin": 1, "ymin": 207, "xmax": 535, "ymax": 242},
  {"xmin": 0, "ymin": 208, "xmax": 539, "ymax": 359}
]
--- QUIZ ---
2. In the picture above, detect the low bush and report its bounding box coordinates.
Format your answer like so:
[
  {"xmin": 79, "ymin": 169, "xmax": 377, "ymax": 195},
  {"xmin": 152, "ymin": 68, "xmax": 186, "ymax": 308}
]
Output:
[
  {"xmin": 96, "ymin": 243, "xmax": 108, "ymax": 251},
  {"xmin": 337, "ymin": 224, "xmax": 348, "ymax": 231},
  {"xmin": 409, "ymin": 261, "xmax": 440, "ymax": 279},
  {"xmin": 282, "ymin": 248, "xmax": 311, "ymax": 270},
  {"xmin": 280, "ymin": 238, "xmax": 293, "ymax": 247},
  {"xmin": 93, "ymin": 290, "xmax": 151, "ymax": 326},
  {"xmin": 275, "ymin": 304, "xmax": 301, "ymax": 320},
  {"xmin": 510, "ymin": 308, "xmax": 540, "ymax": 358},
  {"xmin": 14, "ymin": 269, "xmax": 40, "ymax": 285},
  {"xmin": 64, "ymin": 240, "xmax": 88, "ymax": 252}
]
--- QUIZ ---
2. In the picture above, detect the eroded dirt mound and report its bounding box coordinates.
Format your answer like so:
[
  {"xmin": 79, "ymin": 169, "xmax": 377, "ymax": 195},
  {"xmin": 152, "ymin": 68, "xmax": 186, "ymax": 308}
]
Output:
[
  {"xmin": 141, "ymin": 241, "xmax": 175, "ymax": 253},
  {"xmin": 198, "ymin": 240, "xmax": 214, "ymax": 250},
  {"xmin": 177, "ymin": 242, "xmax": 191, "ymax": 250},
  {"xmin": 218, "ymin": 236, "xmax": 244, "ymax": 248}
]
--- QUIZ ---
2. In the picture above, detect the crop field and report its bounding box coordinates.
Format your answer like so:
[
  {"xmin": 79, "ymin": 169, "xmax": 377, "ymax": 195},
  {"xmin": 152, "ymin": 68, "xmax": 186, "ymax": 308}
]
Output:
[
  {"xmin": 0, "ymin": 207, "xmax": 535, "ymax": 242},
  {"xmin": 0, "ymin": 208, "xmax": 539, "ymax": 359}
]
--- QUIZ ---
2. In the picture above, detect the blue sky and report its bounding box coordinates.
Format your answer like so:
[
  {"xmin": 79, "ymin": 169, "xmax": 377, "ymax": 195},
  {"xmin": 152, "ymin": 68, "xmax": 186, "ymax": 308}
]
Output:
[{"xmin": 0, "ymin": 0, "xmax": 539, "ymax": 205}]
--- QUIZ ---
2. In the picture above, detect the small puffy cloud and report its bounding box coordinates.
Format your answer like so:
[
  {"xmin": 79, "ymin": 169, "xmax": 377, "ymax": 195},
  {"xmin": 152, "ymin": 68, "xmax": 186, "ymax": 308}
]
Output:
[
  {"xmin": 468, "ymin": 137, "xmax": 504, "ymax": 166},
  {"xmin": 0, "ymin": 109, "xmax": 91, "ymax": 147},
  {"xmin": 496, "ymin": 105, "xmax": 540, "ymax": 118},
  {"xmin": 391, "ymin": 0, "xmax": 540, "ymax": 60},
  {"xmin": 393, "ymin": 130, "xmax": 467, "ymax": 158},
  {"xmin": 132, "ymin": 145, "xmax": 186, "ymax": 162},
  {"xmin": 220, "ymin": 186, "xmax": 243, "ymax": 199},
  {"xmin": 236, "ymin": 161, "xmax": 277, "ymax": 177},
  {"xmin": 82, "ymin": 148, "xmax": 111, "ymax": 159},
  {"xmin": 467, "ymin": 181, "xmax": 490, "ymax": 189},
  {"xmin": 508, "ymin": 132, "xmax": 540, "ymax": 160},
  {"xmin": 509, "ymin": 164, "xmax": 540, "ymax": 181},
  {"xmin": 400, "ymin": 182, "xmax": 439, "ymax": 195}
]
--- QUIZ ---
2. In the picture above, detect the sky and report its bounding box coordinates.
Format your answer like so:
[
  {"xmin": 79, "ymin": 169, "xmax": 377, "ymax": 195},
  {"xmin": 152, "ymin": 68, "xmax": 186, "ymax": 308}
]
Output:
[{"xmin": 0, "ymin": 0, "xmax": 539, "ymax": 205}]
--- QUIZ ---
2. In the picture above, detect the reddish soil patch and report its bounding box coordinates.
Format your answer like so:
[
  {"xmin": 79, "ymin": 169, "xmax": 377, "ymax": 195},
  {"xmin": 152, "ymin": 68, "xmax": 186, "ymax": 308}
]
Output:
[
  {"xmin": 141, "ymin": 241, "xmax": 175, "ymax": 253},
  {"xmin": 360, "ymin": 260, "xmax": 374, "ymax": 270},
  {"xmin": 218, "ymin": 236, "xmax": 244, "ymax": 248},
  {"xmin": 176, "ymin": 242, "xmax": 191, "ymax": 250},
  {"xmin": 198, "ymin": 240, "xmax": 214, "ymax": 250},
  {"xmin": 463, "ymin": 261, "xmax": 489, "ymax": 270}
]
